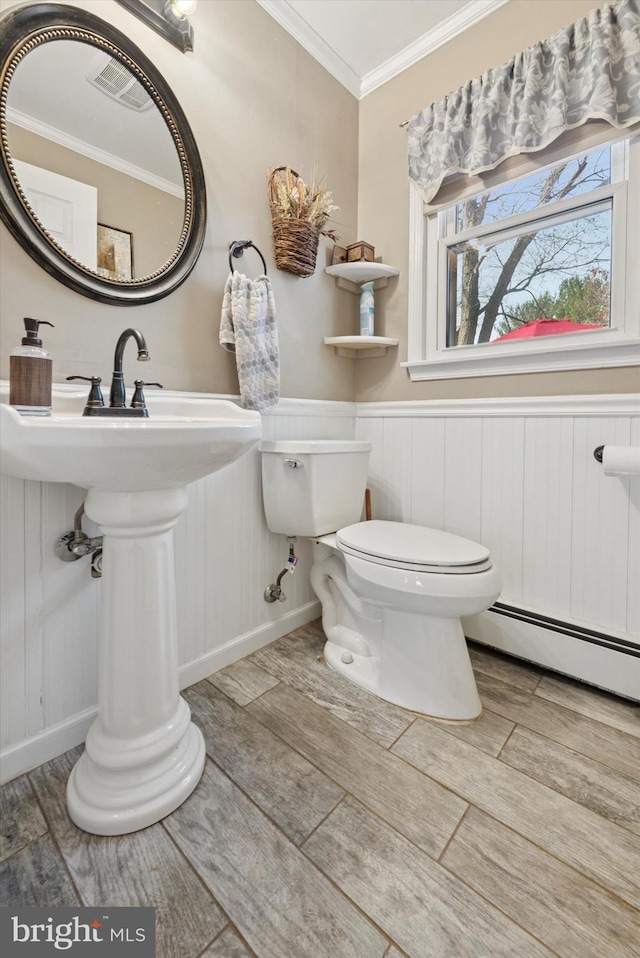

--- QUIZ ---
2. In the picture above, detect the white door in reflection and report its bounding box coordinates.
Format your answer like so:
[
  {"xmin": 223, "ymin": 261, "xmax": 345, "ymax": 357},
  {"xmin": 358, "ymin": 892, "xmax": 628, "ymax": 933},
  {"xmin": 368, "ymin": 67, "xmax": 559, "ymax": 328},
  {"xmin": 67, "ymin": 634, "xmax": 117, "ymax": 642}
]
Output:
[{"xmin": 13, "ymin": 159, "xmax": 97, "ymax": 269}]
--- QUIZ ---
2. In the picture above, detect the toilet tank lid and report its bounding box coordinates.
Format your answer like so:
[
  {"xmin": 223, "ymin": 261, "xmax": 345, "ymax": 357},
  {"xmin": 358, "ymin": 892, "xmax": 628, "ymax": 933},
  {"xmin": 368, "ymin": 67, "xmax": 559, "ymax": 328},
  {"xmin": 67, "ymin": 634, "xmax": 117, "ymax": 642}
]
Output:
[
  {"xmin": 259, "ymin": 440, "xmax": 371, "ymax": 454},
  {"xmin": 337, "ymin": 520, "xmax": 490, "ymax": 568}
]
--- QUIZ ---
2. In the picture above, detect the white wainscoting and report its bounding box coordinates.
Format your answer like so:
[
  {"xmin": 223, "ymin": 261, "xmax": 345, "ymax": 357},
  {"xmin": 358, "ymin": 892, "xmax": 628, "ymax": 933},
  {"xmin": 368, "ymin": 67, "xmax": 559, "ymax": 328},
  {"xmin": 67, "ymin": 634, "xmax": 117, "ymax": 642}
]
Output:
[
  {"xmin": 2, "ymin": 392, "xmax": 638, "ymax": 782},
  {"xmin": 357, "ymin": 395, "xmax": 640, "ymax": 698},
  {"xmin": 0, "ymin": 397, "xmax": 355, "ymax": 784}
]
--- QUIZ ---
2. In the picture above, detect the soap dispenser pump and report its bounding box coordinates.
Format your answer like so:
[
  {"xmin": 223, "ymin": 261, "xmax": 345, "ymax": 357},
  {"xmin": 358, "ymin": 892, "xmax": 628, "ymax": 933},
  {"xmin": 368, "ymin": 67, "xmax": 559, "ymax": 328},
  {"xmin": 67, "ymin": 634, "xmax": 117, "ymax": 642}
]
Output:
[{"xmin": 9, "ymin": 318, "xmax": 55, "ymax": 416}]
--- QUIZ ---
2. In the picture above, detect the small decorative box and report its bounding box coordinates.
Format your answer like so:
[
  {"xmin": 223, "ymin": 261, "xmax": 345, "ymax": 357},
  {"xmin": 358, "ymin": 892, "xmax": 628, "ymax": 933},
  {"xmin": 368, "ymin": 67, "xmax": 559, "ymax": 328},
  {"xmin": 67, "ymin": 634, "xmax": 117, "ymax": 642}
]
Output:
[{"xmin": 346, "ymin": 241, "xmax": 375, "ymax": 263}]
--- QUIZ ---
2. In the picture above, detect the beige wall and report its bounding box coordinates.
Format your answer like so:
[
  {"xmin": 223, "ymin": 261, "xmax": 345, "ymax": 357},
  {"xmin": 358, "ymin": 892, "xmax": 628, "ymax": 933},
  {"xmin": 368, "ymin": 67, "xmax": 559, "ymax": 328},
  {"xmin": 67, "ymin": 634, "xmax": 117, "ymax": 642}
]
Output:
[
  {"xmin": 357, "ymin": 0, "xmax": 639, "ymax": 402},
  {"xmin": 0, "ymin": 0, "xmax": 359, "ymax": 400},
  {"xmin": 8, "ymin": 124, "xmax": 184, "ymax": 277},
  {"xmin": 2, "ymin": 1, "xmax": 637, "ymax": 403}
]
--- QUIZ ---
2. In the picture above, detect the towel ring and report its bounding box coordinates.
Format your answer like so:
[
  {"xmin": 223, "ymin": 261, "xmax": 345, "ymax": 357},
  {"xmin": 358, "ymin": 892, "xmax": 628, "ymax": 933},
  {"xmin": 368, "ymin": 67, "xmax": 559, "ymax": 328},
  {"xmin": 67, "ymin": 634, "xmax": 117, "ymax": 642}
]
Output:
[{"xmin": 229, "ymin": 240, "xmax": 267, "ymax": 275}]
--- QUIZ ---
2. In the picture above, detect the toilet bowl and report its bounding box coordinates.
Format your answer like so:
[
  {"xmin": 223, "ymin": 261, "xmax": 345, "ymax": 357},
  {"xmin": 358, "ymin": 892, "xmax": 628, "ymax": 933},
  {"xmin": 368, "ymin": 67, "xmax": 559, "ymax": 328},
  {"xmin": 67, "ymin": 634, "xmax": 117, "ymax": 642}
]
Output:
[{"xmin": 260, "ymin": 440, "xmax": 501, "ymax": 720}]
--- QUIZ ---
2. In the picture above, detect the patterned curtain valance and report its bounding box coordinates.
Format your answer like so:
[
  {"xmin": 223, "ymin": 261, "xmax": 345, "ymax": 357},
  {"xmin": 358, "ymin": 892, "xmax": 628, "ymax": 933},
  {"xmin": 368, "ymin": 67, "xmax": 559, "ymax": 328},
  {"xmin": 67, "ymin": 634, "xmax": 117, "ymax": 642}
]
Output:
[{"xmin": 408, "ymin": 0, "xmax": 640, "ymax": 204}]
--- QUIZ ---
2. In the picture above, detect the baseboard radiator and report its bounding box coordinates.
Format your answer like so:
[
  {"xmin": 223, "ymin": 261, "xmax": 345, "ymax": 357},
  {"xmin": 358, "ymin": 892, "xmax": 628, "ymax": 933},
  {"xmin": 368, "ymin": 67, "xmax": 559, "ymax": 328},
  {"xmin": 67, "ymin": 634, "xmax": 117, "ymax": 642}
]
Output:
[
  {"xmin": 463, "ymin": 602, "xmax": 640, "ymax": 701},
  {"xmin": 491, "ymin": 602, "xmax": 640, "ymax": 659}
]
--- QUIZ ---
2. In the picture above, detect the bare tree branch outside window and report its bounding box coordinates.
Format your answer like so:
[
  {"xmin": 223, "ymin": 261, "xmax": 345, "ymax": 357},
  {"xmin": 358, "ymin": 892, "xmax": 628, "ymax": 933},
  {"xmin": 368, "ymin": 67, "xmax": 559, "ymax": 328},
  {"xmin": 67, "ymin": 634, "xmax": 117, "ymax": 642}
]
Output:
[{"xmin": 447, "ymin": 149, "xmax": 612, "ymax": 346}]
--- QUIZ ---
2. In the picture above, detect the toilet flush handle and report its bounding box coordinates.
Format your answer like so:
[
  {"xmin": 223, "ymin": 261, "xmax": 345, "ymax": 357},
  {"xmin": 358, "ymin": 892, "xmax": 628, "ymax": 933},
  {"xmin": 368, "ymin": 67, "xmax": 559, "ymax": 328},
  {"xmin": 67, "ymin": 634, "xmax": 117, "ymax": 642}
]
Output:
[{"xmin": 283, "ymin": 458, "xmax": 304, "ymax": 469}]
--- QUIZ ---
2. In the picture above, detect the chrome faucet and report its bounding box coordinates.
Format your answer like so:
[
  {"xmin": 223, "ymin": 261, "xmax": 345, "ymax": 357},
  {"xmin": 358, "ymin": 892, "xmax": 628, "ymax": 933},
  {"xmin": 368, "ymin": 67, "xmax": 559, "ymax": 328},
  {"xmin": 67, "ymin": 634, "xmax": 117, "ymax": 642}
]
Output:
[{"xmin": 109, "ymin": 328, "xmax": 150, "ymax": 408}]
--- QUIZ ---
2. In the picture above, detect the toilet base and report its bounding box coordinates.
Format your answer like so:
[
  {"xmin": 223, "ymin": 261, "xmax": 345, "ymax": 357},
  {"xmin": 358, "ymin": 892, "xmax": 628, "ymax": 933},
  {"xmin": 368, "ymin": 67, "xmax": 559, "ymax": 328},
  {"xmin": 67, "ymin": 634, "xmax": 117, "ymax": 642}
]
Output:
[
  {"xmin": 323, "ymin": 605, "xmax": 483, "ymax": 722},
  {"xmin": 324, "ymin": 640, "xmax": 381, "ymax": 699},
  {"xmin": 311, "ymin": 541, "xmax": 494, "ymax": 722}
]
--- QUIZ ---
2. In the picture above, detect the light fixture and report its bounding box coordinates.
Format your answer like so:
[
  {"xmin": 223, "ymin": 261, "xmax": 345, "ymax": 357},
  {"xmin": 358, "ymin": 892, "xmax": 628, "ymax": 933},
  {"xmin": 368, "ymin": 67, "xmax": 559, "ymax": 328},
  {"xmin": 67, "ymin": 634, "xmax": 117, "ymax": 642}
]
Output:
[
  {"xmin": 164, "ymin": 0, "xmax": 198, "ymax": 19},
  {"xmin": 115, "ymin": 0, "xmax": 197, "ymax": 53}
]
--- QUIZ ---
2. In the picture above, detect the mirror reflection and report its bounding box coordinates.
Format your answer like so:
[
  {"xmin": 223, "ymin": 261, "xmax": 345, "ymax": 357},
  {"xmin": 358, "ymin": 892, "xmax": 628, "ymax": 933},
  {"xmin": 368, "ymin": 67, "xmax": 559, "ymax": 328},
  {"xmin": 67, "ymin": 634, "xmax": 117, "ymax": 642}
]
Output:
[{"xmin": 6, "ymin": 39, "xmax": 186, "ymax": 281}]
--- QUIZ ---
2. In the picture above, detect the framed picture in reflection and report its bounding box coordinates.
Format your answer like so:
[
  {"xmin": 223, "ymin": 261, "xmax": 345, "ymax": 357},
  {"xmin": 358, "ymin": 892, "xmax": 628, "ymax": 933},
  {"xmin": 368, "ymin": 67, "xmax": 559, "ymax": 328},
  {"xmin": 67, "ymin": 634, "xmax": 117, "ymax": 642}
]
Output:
[{"xmin": 97, "ymin": 223, "xmax": 133, "ymax": 281}]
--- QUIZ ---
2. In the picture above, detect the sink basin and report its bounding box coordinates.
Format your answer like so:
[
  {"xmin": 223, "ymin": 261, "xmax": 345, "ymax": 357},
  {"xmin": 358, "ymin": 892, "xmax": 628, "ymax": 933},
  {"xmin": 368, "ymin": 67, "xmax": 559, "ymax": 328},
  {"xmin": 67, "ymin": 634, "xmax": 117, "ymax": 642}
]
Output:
[
  {"xmin": 0, "ymin": 382, "xmax": 261, "ymax": 491},
  {"xmin": 0, "ymin": 381, "xmax": 262, "ymax": 836}
]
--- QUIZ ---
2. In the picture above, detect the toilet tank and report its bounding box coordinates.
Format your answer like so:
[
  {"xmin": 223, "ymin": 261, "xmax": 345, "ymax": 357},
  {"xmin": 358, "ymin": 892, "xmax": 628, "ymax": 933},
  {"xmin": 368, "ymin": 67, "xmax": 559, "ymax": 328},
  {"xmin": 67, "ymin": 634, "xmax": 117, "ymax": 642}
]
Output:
[{"xmin": 260, "ymin": 440, "xmax": 371, "ymax": 537}]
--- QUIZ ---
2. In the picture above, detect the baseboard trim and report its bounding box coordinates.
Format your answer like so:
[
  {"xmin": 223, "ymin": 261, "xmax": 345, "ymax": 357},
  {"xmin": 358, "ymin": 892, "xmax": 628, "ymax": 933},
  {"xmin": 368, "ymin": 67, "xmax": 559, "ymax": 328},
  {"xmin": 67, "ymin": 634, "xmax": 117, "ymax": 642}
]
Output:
[
  {"xmin": 177, "ymin": 600, "xmax": 321, "ymax": 689},
  {"xmin": 0, "ymin": 709, "xmax": 97, "ymax": 789},
  {"xmin": 464, "ymin": 607, "xmax": 640, "ymax": 700},
  {"xmin": 0, "ymin": 601, "xmax": 321, "ymax": 786}
]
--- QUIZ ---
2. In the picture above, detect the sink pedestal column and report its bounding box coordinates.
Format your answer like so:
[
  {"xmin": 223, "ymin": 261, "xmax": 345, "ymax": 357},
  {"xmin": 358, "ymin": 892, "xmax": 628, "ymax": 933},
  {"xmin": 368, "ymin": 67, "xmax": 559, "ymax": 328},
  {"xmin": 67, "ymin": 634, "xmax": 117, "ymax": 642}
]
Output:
[{"xmin": 66, "ymin": 487, "xmax": 205, "ymax": 835}]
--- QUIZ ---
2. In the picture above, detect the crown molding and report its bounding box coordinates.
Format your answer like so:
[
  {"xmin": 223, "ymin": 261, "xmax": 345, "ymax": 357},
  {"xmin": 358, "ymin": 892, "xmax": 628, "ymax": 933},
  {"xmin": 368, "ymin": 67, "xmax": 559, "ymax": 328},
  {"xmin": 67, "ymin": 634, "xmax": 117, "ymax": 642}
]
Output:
[
  {"xmin": 255, "ymin": 0, "xmax": 361, "ymax": 98},
  {"xmin": 7, "ymin": 107, "xmax": 184, "ymax": 198},
  {"xmin": 257, "ymin": 0, "xmax": 510, "ymax": 100},
  {"xmin": 361, "ymin": 0, "xmax": 510, "ymax": 97}
]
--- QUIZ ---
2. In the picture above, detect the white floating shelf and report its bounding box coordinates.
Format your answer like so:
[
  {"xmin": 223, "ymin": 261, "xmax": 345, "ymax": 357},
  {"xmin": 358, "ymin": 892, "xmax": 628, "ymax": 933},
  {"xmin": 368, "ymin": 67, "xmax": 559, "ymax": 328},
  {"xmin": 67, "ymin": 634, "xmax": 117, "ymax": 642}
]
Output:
[
  {"xmin": 325, "ymin": 262, "xmax": 399, "ymax": 293},
  {"xmin": 324, "ymin": 336, "xmax": 399, "ymax": 358}
]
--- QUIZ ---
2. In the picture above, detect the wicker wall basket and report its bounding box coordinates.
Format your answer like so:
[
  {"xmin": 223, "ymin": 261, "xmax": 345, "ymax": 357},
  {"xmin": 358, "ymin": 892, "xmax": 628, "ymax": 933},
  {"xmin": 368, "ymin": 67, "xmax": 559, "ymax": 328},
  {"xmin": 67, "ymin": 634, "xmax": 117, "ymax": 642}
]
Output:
[
  {"xmin": 271, "ymin": 217, "xmax": 319, "ymax": 277},
  {"xmin": 268, "ymin": 167, "xmax": 320, "ymax": 278}
]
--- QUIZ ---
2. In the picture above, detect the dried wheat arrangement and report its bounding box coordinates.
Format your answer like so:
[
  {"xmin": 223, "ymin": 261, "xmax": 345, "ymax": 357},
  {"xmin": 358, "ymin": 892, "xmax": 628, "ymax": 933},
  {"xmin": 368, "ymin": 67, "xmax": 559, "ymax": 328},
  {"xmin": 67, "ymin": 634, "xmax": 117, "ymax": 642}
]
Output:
[{"xmin": 267, "ymin": 167, "xmax": 339, "ymax": 277}]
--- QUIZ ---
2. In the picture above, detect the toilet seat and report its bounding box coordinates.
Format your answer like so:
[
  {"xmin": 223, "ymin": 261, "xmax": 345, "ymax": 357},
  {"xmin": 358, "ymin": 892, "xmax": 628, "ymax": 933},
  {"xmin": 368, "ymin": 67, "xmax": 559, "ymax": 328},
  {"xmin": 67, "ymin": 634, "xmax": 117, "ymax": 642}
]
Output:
[{"xmin": 336, "ymin": 520, "xmax": 492, "ymax": 574}]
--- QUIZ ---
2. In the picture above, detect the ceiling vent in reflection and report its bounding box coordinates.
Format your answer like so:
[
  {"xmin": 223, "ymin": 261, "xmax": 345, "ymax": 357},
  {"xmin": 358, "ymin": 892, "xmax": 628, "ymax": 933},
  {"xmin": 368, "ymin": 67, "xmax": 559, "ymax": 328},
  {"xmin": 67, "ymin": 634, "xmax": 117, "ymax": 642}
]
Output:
[{"xmin": 87, "ymin": 56, "xmax": 154, "ymax": 112}]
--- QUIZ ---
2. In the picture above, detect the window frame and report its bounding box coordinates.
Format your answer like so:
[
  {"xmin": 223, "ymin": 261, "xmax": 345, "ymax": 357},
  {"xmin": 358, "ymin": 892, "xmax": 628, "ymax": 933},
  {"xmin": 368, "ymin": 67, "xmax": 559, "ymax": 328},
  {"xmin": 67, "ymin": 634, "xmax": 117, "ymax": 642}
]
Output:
[{"xmin": 404, "ymin": 131, "xmax": 640, "ymax": 381}]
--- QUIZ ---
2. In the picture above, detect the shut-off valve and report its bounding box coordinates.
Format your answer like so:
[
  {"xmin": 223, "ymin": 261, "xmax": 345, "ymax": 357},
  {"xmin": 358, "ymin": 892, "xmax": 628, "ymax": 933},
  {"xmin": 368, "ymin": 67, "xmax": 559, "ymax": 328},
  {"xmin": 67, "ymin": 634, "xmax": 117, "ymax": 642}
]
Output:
[{"xmin": 264, "ymin": 539, "xmax": 298, "ymax": 603}]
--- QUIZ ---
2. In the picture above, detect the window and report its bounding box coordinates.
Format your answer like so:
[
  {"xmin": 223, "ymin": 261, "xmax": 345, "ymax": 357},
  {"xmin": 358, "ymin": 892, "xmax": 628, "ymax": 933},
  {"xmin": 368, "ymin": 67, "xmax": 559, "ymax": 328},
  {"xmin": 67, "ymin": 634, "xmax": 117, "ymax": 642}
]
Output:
[{"xmin": 404, "ymin": 131, "xmax": 640, "ymax": 380}]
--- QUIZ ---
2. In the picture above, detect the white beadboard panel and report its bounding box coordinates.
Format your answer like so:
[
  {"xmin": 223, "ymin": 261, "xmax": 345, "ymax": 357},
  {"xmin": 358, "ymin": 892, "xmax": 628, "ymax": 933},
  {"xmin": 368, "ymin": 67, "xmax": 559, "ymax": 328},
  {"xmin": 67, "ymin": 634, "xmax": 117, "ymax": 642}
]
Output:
[
  {"xmin": 262, "ymin": 413, "xmax": 355, "ymax": 441},
  {"xmin": 381, "ymin": 419, "xmax": 413, "ymax": 522},
  {"xmin": 266, "ymin": 399, "xmax": 355, "ymax": 419},
  {"xmin": 480, "ymin": 418, "xmax": 525, "ymax": 603},
  {"xmin": 39, "ymin": 482, "xmax": 101, "ymax": 731},
  {"xmin": 246, "ymin": 445, "xmax": 272, "ymax": 635},
  {"xmin": 521, "ymin": 418, "xmax": 574, "ymax": 619},
  {"xmin": 355, "ymin": 417, "xmax": 384, "ymax": 521},
  {"xmin": 0, "ymin": 475, "xmax": 28, "ymax": 752},
  {"xmin": 570, "ymin": 417, "xmax": 632, "ymax": 633},
  {"xmin": 261, "ymin": 400, "xmax": 355, "ymax": 442},
  {"xmin": 23, "ymin": 481, "xmax": 45, "ymax": 739},
  {"xmin": 175, "ymin": 399, "xmax": 355, "ymax": 667},
  {"xmin": 174, "ymin": 404, "xmax": 354, "ymax": 662},
  {"xmin": 175, "ymin": 476, "xmax": 213, "ymax": 664},
  {"xmin": 358, "ymin": 397, "xmax": 638, "ymax": 641},
  {"xmin": 174, "ymin": 448, "xmax": 319, "ymax": 668},
  {"xmin": 629, "ymin": 418, "xmax": 640, "ymax": 639},
  {"xmin": 184, "ymin": 464, "xmax": 244, "ymax": 663},
  {"xmin": 172, "ymin": 402, "xmax": 355, "ymax": 665},
  {"xmin": 410, "ymin": 417, "xmax": 446, "ymax": 530},
  {"xmin": 443, "ymin": 418, "xmax": 483, "ymax": 542}
]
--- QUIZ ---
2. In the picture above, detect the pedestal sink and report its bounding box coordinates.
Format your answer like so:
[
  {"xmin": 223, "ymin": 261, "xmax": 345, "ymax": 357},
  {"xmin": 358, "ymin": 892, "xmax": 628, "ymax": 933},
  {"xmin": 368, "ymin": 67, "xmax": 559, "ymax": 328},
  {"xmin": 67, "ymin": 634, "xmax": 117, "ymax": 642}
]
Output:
[{"xmin": 0, "ymin": 383, "xmax": 261, "ymax": 835}]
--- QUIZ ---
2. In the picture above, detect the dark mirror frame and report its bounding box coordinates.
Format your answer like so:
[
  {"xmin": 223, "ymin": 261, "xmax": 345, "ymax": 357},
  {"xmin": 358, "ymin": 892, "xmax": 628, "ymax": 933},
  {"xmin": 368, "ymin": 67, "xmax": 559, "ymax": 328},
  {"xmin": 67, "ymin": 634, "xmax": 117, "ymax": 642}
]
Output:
[{"xmin": 0, "ymin": 2, "xmax": 207, "ymax": 306}]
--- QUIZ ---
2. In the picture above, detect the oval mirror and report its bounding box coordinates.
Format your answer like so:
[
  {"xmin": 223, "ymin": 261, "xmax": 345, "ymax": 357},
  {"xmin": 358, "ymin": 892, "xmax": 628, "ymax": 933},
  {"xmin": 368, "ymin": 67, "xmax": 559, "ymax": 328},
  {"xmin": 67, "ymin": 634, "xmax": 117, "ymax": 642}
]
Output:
[{"xmin": 0, "ymin": 2, "xmax": 206, "ymax": 305}]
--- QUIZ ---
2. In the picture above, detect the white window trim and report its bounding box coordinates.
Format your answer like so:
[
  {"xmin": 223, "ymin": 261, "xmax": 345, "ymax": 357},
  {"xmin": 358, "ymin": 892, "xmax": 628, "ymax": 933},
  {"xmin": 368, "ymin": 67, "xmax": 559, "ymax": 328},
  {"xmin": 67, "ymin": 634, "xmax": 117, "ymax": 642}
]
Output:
[{"xmin": 404, "ymin": 133, "xmax": 640, "ymax": 381}]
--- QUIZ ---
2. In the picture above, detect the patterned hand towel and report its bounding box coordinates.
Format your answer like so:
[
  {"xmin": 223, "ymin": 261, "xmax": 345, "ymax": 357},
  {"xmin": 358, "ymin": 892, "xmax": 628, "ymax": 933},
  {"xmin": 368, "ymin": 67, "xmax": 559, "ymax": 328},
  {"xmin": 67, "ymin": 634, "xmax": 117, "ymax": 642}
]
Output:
[{"xmin": 219, "ymin": 271, "xmax": 280, "ymax": 412}]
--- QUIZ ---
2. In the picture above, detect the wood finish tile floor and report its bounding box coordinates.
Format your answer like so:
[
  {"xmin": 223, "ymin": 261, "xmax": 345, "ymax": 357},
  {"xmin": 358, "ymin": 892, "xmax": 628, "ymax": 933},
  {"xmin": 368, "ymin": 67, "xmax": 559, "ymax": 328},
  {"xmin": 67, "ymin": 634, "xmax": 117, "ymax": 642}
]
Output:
[{"xmin": 2, "ymin": 621, "xmax": 639, "ymax": 957}]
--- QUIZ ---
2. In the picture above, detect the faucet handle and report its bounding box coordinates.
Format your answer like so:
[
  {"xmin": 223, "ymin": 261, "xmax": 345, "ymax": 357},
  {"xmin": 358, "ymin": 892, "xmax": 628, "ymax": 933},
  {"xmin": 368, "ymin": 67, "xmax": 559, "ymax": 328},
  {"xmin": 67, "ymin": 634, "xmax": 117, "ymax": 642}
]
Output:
[
  {"xmin": 66, "ymin": 375, "xmax": 104, "ymax": 409},
  {"xmin": 131, "ymin": 380, "xmax": 163, "ymax": 409}
]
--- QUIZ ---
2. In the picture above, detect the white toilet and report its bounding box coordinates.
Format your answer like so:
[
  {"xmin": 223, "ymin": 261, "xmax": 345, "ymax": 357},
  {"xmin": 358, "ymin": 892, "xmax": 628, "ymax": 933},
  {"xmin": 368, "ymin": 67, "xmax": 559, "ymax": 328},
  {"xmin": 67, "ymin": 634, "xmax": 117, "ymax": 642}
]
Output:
[{"xmin": 260, "ymin": 440, "xmax": 501, "ymax": 720}]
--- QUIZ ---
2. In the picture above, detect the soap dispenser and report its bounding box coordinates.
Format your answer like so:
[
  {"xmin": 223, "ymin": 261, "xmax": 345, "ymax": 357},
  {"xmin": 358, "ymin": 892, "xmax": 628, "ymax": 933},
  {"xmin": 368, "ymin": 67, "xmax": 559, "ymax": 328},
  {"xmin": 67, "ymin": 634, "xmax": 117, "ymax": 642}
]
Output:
[{"xmin": 9, "ymin": 318, "xmax": 55, "ymax": 416}]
